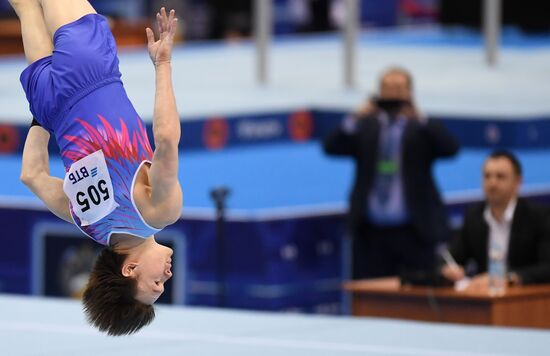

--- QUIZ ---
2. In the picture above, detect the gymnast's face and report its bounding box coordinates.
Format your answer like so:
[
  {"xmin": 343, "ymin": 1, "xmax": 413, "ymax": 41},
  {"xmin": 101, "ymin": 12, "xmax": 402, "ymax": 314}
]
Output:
[
  {"xmin": 483, "ymin": 157, "xmax": 521, "ymax": 207},
  {"xmin": 128, "ymin": 239, "xmax": 174, "ymax": 305}
]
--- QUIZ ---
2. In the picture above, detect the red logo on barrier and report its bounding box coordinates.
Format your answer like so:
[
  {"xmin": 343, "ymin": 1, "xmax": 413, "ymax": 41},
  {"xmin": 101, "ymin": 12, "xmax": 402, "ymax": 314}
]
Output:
[
  {"xmin": 0, "ymin": 125, "xmax": 20, "ymax": 153},
  {"xmin": 203, "ymin": 117, "xmax": 229, "ymax": 150},
  {"xmin": 288, "ymin": 111, "xmax": 314, "ymax": 142}
]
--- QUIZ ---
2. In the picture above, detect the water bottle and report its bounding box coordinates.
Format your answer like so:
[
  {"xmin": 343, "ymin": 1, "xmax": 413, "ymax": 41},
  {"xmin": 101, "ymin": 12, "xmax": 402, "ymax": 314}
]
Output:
[{"xmin": 488, "ymin": 247, "xmax": 507, "ymax": 296}]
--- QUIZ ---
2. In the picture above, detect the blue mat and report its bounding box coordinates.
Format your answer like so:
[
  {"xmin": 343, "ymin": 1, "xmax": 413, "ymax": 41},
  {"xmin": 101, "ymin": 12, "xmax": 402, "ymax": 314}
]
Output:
[{"xmin": 1, "ymin": 144, "xmax": 550, "ymax": 214}]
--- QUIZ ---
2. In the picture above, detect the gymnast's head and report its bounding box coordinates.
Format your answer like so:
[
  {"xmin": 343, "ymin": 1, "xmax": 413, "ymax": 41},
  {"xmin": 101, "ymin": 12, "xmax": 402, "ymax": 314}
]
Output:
[{"xmin": 82, "ymin": 235, "xmax": 173, "ymax": 336}]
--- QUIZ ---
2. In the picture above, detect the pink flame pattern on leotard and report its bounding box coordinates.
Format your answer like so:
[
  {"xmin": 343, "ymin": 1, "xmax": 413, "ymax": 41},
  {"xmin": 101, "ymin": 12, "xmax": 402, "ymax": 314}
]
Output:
[{"xmin": 62, "ymin": 114, "xmax": 159, "ymax": 245}]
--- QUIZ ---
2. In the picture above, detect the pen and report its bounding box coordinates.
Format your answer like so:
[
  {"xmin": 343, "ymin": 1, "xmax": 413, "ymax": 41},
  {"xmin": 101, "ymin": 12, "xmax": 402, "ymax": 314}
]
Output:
[{"xmin": 441, "ymin": 249, "xmax": 461, "ymax": 272}]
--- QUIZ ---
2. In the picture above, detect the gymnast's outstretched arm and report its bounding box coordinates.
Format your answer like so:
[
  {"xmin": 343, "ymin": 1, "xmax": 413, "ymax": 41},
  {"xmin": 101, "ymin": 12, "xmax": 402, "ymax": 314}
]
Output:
[
  {"xmin": 20, "ymin": 126, "xmax": 72, "ymax": 223},
  {"xmin": 142, "ymin": 8, "xmax": 183, "ymax": 227}
]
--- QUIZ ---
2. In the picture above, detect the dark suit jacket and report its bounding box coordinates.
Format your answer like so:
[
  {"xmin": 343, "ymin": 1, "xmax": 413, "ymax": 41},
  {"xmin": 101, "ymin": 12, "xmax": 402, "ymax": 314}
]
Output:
[
  {"xmin": 323, "ymin": 116, "xmax": 460, "ymax": 244},
  {"xmin": 450, "ymin": 198, "xmax": 550, "ymax": 284}
]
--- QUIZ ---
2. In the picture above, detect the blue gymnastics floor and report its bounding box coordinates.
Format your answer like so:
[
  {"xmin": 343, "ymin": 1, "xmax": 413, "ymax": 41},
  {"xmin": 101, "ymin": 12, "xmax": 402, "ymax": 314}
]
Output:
[
  {"xmin": 1, "ymin": 144, "xmax": 550, "ymax": 217},
  {"xmin": 0, "ymin": 294, "xmax": 548, "ymax": 356}
]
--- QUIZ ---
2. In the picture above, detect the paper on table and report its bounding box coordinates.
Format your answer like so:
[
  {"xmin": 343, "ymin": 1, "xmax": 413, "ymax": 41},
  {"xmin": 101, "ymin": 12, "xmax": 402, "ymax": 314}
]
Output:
[{"xmin": 454, "ymin": 278, "xmax": 471, "ymax": 292}]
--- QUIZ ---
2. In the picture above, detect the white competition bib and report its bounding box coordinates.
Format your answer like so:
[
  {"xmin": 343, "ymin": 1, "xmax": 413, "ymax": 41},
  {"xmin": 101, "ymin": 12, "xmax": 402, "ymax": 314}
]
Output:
[{"xmin": 63, "ymin": 150, "xmax": 119, "ymax": 226}]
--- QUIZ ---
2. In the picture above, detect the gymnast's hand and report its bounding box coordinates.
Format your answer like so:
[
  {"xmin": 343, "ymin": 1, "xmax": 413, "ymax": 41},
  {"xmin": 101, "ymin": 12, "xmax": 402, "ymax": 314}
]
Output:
[{"xmin": 146, "ymin": 7, "xmax": 178, "ymax": 66}]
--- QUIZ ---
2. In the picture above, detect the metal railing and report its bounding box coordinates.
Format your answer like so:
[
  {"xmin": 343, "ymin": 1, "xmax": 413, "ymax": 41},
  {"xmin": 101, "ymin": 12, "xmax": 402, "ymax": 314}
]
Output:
[{"xmin": 253, "ymin": 0, "xmax": 502, "ymax": 87}]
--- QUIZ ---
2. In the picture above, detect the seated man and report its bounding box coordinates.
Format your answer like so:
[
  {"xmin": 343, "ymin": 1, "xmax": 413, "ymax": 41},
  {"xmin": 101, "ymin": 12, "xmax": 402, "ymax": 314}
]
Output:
[
  {"xmin": 442, "ymin": 150, "xmax": 550, "ymax": 287},
  {"xmin": 10, "ymin": 0, "xmax": 182, "ymax": 335}
]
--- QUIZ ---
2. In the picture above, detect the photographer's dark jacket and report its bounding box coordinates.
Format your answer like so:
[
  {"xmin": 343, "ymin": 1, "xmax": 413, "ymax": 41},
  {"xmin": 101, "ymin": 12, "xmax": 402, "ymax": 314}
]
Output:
[{"xmin": 323, "ymin": 115, "xmax": 460, "ymax": 244}]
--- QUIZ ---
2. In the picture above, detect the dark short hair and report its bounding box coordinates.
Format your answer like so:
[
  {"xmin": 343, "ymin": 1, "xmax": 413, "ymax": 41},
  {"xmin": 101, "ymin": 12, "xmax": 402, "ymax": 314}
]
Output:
[
  {"xmin": 487, "ymin": 150, "xmax": 523, "ymax": 176},
  {"xmin": 82, "ymin": 248, "xmax": 155, "ymax": 336},
  {"xmin": 380, "ymin": 66, "xmax": 414, "ymax": 90}
]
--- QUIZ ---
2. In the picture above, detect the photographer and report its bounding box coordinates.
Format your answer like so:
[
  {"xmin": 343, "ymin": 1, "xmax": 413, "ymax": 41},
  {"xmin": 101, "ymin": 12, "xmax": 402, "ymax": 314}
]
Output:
[{"xmin": 323, "ymin": 67, "xmax": 460, "ymax": 279}]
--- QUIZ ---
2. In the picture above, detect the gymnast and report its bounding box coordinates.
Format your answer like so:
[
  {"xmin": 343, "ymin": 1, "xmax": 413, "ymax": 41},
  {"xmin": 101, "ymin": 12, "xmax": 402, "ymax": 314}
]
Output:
[{"xmin": 10, "ymin": 0, "xmax": 182, "ymax": 335}]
